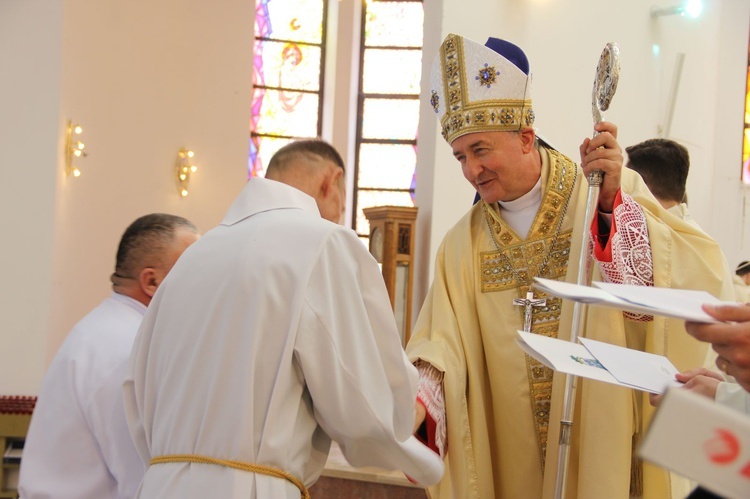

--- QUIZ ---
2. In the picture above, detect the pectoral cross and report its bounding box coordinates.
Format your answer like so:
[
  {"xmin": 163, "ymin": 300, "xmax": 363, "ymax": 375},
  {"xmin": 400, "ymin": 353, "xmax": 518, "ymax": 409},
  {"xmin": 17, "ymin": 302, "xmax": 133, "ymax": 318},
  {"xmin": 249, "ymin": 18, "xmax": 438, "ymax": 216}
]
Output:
[{"xmin": 513, "ymin": 291, "xmax": 547, "ymax": 333}]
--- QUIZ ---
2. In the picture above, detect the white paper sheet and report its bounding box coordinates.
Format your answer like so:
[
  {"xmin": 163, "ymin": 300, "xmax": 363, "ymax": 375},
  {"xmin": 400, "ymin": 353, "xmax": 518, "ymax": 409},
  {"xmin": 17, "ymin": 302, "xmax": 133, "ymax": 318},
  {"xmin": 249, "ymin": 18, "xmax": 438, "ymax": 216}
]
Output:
[
  {"xmin": 515, "ymin": 332, "xmax": 618, "ymax": 385},
  {"xmin": 516, "ymin": 331, "xmax": 681, "ymax": 394},
  {"xmin": 579, "ymin": 337, "xmax": 681, "ymax": 393},
  {"xmin": 532, "ymin": 277, "xmax": 724, "ymax": 323}
]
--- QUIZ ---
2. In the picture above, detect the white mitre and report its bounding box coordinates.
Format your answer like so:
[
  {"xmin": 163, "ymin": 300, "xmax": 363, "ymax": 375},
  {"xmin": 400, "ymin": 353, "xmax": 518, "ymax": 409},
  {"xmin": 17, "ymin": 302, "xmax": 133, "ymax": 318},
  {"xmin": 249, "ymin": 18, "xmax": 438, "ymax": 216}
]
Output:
[{"xmin": 429, "ymin": 33, "xmax": 535, "ymax": 145}]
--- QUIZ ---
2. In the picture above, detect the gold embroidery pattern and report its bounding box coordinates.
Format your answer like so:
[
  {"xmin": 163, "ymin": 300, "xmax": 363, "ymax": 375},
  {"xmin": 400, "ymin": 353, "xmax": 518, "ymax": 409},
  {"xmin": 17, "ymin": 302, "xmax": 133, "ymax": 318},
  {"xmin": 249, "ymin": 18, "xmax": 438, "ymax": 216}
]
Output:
[
  {"xmin": 475, "ymin": 63, "xmax": 500, "ymax": 88},
  {"xmin": 440, "ymin": 101, "xmax": 535, "ymax": 143},
  {"xmin": 478, "ymin": 147, "xmax": 577, "ymax": 468},
  {"xmin": 480, "ymin": 236, "xmax": 571, "ymax": 292},
  {"xmin": 430, "ymin": 90, "xmax": 439, "ymax": 113},
  {"xmin": 524, "ymin": 302, "xmax": 562, "ymax": 468}
]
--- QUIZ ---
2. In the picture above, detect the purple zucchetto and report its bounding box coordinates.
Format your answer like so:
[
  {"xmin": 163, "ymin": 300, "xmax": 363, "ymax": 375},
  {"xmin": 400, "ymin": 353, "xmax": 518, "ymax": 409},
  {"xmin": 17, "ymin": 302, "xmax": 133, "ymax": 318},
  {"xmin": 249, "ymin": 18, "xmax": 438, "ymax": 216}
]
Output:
[{"xmin": 484, "ymin": 37, "xmax": 530, "ymax": 75}]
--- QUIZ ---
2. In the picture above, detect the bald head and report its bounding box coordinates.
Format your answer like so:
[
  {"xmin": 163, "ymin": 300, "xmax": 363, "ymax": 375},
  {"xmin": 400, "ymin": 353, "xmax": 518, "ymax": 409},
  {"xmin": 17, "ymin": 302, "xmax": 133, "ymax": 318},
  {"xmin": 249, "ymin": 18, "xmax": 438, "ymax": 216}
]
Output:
[
  {"xmin": 265, "ymin": 139, "xmax": 346, "ymax": 223},
  {"xmin": 111, "ymin": 213, "xmax": 200, "ymax": 305}
]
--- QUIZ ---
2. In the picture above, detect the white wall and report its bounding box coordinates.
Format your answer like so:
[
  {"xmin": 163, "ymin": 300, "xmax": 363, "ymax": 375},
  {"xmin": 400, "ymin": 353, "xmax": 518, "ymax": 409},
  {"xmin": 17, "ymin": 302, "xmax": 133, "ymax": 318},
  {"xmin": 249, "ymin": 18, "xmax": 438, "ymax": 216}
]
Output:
[
  {"xmin": 414, "ymin": 0, "xmax": 750, "ymax": 309},
  {"xmin": 0, "ymin": 0, "xmax": 253, "ymax": 394},
  {"xmin": 710, "ymin": 0, "xmax": 750, "ymax": 269},
  {"xmin": 0, "ymin": 1, "xmax": 62, "ymax": 395}
]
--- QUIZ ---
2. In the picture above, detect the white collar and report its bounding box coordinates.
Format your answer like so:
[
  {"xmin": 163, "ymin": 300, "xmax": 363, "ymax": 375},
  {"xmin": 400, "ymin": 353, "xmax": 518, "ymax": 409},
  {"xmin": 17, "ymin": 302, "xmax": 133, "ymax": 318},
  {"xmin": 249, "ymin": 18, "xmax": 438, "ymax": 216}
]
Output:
[
  {"xmin": 221, "ymin": 177, "xmax": 320, "ymax": 226},
  {"xmin": 498, "ymin": 177, "xmax": 542, "ymax": 212},
  {"xmin": 111, "ymin": 292, "xmax": 148, "ymax": 316}
]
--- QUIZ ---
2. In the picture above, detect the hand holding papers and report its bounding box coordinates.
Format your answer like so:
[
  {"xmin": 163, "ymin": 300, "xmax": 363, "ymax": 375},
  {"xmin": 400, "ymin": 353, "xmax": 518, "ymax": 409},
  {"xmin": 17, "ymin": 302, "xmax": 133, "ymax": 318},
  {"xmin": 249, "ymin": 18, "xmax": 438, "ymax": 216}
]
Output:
[
  {"xmin": 516, "ymin": 331, "xmax": 681, "ymax": 394},
  {"xmin": 533, "ymin": 277, "xmax": 725, "ymax": 323}
]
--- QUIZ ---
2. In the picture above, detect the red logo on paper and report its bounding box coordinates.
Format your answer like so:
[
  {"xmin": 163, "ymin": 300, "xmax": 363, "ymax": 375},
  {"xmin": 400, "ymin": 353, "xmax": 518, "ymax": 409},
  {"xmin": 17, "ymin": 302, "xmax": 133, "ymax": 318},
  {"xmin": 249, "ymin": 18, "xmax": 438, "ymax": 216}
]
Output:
[
  {"xmin": 741, "ymin": 461, "xmax": 750, "ymax": 479},
  {"xmin": 704, "ymin": 428, "xmax": 740, "ymax": 465}
]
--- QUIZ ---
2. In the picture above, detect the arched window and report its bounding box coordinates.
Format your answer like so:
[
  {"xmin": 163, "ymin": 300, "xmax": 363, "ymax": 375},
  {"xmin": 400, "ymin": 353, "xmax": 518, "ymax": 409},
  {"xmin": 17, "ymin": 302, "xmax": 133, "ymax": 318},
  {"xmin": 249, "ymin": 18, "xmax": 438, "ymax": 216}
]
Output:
[
  {"xmin": 251, "ymin": 0, "xmax": 425, "ymax": 245},
  {"xmin": 352, "ymin": 0, "xmax": 423, "ymax": 241},
  {"xmin": 250, "ymin": 0, "xmax": 328, "ymax": 177}
]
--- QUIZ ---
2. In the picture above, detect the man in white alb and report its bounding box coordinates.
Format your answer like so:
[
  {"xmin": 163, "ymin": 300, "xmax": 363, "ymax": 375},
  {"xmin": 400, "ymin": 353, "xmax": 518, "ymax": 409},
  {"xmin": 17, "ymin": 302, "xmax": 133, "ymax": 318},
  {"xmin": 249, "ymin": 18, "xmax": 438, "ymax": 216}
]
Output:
[
  {"xmin": 123, "ymin": 139, "xmax": 443, "ymax": 498},
  {"xmin": 19, "ymin": 213, "xmax": 199, "ymax": 499}
]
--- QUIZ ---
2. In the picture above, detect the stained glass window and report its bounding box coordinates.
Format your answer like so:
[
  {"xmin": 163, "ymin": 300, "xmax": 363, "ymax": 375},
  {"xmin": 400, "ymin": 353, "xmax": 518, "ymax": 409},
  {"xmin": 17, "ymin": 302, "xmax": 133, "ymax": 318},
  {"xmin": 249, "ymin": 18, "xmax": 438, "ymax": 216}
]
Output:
[
  {"xmin": 353, "ymin": 0, "xmax": 425, "ymax": 241},
  {"xmin": 250, "ymin": 0, "xmax": 426, "ymax": 237},
  {"xmin": 250, "ymin": 0, "xmax": 327, "ymax": 177}
]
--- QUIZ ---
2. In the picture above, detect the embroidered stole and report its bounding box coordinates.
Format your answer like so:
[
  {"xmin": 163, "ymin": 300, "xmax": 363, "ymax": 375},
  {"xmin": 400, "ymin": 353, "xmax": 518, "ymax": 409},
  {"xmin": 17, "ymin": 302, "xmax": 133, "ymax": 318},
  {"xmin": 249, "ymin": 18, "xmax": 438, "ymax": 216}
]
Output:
[{"xmin": 480, "ymin": 147, "xmax": 577, "ymax": 468}]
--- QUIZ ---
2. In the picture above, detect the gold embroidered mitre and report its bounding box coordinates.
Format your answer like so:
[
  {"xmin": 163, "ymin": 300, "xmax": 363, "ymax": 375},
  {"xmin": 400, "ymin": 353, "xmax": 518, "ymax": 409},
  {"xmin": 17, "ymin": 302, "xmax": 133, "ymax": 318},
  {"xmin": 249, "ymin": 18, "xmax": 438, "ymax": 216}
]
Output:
[{"xmin": 429, "ymin": 33, "xmax": 535, "ymax": 144}]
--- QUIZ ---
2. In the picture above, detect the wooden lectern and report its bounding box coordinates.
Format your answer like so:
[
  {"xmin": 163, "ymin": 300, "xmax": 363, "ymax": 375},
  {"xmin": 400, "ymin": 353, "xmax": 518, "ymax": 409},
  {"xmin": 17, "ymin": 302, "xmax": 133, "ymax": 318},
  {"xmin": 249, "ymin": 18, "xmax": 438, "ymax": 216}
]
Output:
[
  {"xmin": 362, "ymin": 206, "xmax": 418, "ymax": 346},
  {"xmin": 0, "ymin": 396, "xmax": 36, "ymax": 497}
]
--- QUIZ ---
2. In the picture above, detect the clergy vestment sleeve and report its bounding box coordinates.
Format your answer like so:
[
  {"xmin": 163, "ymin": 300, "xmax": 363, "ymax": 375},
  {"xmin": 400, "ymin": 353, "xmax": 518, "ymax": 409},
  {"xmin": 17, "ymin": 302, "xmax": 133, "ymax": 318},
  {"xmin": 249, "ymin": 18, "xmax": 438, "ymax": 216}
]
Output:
[
  {"xmin": 406, "ymin": 234, "xmax": 475, "ymax": 482},
  {"xmin": 415, "ymin": 361, "xmax": 446, "ymax": 456},
  {"xmin": 123, "ymin": 342, "xmax": 151, "ymax": 468},
  {"xmin": 294, "ymin": 228, "xmax": 444, "ymax": 487},
  {"xmin": 593, "ymin": 190, "xmax": 655, "ymax": 286}
]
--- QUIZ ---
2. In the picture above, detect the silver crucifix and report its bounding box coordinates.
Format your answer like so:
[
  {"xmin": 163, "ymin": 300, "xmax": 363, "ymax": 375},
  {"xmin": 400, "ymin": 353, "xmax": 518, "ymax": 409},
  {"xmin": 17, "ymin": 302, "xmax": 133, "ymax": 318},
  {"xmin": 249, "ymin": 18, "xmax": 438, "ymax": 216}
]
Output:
[{"xmin": 513, "ymin": 291, "xmax": 547, "ymax": 332}]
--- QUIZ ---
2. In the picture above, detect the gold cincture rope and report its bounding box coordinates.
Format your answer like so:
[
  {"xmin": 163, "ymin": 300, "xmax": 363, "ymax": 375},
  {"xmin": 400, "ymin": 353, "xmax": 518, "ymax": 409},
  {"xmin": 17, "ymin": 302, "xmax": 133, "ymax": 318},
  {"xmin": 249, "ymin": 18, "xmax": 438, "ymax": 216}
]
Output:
[{"xmin": 151, "ymin": 454, "xmax": 310, "ymax": 499}]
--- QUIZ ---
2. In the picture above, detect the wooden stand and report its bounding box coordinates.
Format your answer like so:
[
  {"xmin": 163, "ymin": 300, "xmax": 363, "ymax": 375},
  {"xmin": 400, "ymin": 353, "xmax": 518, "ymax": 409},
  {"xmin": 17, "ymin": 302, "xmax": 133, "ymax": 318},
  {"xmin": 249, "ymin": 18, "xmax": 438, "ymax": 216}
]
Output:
[
  {"xmin": 0, "ymin": 397, "xmax": 35, "ymax": 499},
  {"xmin": 363, "ymin": 206, "xmax": 418, "ymax": 346}
]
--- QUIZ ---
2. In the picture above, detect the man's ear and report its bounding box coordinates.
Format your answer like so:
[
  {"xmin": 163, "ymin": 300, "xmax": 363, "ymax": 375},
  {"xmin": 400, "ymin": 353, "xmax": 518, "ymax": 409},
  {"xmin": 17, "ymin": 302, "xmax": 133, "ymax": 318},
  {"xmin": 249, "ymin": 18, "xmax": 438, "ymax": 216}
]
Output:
[
  {"xmin": 320, "ymin": 167, "xmax": 342, "ymax": 198},
  {"xmin": 319, "ymin": 172, "xmax": 332, "ymax": 197},
  {"xmin": 519, "ymin": 127, "xmax": 536, "ymax": 153},
  {"xmin": 138, "ymin": 267, "xmax": 159, "ymax": 298}
]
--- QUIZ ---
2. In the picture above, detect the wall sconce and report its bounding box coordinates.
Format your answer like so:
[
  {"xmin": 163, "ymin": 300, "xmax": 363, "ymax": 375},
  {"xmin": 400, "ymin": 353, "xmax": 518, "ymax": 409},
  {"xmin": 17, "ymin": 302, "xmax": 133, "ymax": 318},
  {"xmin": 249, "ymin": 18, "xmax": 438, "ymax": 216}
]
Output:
[
  {"xmin": 175, "ymin": 148, "xmax": 198, "ymax": 197},
  {"xmin": 651, "ymin": 0, "xmax": 702, "ymax": 18},
  {"xmin": 65, "ymin": 120, "xmax": 87, "ymax": 177}
]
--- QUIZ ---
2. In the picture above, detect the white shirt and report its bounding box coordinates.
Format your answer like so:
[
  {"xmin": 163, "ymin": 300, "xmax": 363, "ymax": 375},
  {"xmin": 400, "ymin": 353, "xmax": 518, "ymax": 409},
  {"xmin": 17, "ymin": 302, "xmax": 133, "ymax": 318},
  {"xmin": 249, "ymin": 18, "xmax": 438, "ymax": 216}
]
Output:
[
  {"xmin": 716, "ymin": 382, "xmax": 750, "ymax": 415},
  {"xmin": 498, "ymin": 177, "xmax": 542, "ymax": 238},
  {"xmin": 19, "ymin": 293, "xmax": 147, "ymax": 499},
  {"xmin": 123, "ymin": 177, "xmax": 443, "ymax": 498}
]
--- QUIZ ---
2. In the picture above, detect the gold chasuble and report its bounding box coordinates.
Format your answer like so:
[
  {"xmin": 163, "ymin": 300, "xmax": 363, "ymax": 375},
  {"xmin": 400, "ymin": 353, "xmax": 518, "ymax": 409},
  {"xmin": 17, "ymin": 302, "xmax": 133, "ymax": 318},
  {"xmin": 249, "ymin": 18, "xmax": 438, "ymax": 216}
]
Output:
[{"xmin": 407, "ymin": 145, "xmax": 730, "ymax": 499}]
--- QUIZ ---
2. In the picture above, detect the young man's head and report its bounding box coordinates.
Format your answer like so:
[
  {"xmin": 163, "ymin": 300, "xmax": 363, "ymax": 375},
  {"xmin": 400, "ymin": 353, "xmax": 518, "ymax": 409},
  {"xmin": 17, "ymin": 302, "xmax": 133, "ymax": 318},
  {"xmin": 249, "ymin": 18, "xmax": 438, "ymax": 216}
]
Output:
[
  {"xmin": 265, "ymin": 139, "xmax": 346, "ymax": 224},
  {"xmin": 111, "ymin": 213, "xmax": 200, "ymax": 305},
  {"xmin": 625, "ymin": 138, "xmax": 689, "ymax": 209}
]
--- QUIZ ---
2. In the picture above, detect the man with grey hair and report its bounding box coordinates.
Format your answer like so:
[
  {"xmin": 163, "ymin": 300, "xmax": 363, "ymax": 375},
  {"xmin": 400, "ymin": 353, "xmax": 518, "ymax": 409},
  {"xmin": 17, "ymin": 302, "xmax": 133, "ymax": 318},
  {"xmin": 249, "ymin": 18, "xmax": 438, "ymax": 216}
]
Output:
[
  {"xmin": 407, "ymin": 33, "xmax": 730, "ymax": 499},
  {"xmin": 19, "ymin": 213, "xmax": 200, "ymax": 499}
]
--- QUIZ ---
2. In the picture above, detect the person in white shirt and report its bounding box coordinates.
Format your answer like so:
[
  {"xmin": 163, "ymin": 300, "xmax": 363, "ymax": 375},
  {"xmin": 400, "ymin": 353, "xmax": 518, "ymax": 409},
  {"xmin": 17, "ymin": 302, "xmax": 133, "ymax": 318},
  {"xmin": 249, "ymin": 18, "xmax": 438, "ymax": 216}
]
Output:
[
  {"xmin": 19, "ymin": 213, "xmax": 200, "ymax": 499},
  {"xmin": 123, "ymin": 139, "xmax": 443, "ymax": 499}
]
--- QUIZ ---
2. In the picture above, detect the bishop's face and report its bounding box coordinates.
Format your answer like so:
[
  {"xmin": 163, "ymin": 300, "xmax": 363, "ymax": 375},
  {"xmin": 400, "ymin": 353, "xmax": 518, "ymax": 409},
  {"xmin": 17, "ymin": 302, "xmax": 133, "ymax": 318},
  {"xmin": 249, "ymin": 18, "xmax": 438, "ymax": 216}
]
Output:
[{"xmin": 451, "ymin": 130, "xmax": 541, "ymax": 204}]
